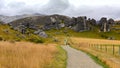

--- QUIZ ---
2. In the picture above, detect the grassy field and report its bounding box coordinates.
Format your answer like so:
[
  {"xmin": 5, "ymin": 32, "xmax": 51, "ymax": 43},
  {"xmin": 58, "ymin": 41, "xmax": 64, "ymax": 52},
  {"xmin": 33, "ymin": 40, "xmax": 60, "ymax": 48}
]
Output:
[
  {"xmin": 69, "ymin": 37, "xmax": 120, "ymax": 68},
  {"xmin": 45, "ymin": 27, "xmax": 120, "ymax": 40},
  {"xmin": 0, "ymin": 24, "xmax": 20, "ymax": 40},
  {"xmin": 1, "ymin": 23, "xmax": 120, "ymax": 68},
  {"xmin": 0, "ymin": 41, "xmax": 66, "ymax": 68}
]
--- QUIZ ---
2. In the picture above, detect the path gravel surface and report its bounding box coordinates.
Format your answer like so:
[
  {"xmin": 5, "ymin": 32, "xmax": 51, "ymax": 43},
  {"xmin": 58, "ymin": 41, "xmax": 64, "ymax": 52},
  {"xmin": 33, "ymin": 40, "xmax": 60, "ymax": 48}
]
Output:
[{"xmin": 62, "ymin": 45, "xmax": 103, "ymax": 68}]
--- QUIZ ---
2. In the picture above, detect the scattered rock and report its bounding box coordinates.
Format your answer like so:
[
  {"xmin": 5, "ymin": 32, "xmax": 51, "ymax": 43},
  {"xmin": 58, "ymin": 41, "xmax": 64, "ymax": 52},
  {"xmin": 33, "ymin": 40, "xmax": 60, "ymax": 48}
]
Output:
[
  {"xmin": 108, "ymin": 37, "xmax": 115, "ymax": 40},
  {"xmin": 34, "ymin": 29, "xmax": 43, "ymax": 34},
  {"xmin": 59, "ymin": 23, "xmax": 65, "ymax": 28},
  {"xmin": 38, "ymin": 31, "xmax": 48, "ymax": 38},
  {"xmin": 34, "ymin": 30, "xmax": 48, "ymax": 38}
]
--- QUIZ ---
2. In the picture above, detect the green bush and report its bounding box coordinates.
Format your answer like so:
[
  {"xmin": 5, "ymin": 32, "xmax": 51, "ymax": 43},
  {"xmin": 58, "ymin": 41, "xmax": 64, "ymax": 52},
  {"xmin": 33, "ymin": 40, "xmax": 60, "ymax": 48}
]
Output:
[
  {"xmin": 0, "ymin": 36, "xmax": 3, "ymax": 41},
  {"xmin": 15, "ymin": 38, "xmax": 21, "ymax": 42},
  {"xmin": 27, "ymin": 37, "xmax": 44, "ymax": 43},
  {"xmin": 100, "ymin": 34, "xmax": 108, "ymax": 39}
]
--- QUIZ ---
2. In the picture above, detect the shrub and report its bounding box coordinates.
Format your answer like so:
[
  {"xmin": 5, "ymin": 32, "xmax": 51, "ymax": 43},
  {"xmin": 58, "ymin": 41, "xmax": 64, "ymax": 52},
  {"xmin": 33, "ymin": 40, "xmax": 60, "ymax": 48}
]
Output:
[
  {"xmin": 100, "ymin": 34, "xmax": 108, "ymax": 39},
  {"xmin": 0, "ymin": 36, "xmax": 3, "ymax": 41},
  {"xmin": 27, "ymin": 37, "xmax": 44, "ymax": 43},
  {"xmin": 15, "ymin": 38, "xmax": 21, "ymax": 41}
]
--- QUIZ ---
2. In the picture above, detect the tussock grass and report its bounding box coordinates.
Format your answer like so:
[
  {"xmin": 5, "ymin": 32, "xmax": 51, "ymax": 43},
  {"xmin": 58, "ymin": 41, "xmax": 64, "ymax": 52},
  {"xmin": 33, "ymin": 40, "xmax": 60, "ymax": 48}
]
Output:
[
  {"xmin": 72, "ymin": 37, "xmax": 120, "ymax": 45},
  {"xmin": 0, "ymin": 41, "xmax": 58, "ymax": 68}
]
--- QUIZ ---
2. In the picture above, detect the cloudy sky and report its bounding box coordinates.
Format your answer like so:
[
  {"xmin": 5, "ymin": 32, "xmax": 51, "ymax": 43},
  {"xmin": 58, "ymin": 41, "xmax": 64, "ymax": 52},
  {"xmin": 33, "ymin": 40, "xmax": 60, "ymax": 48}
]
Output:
[{"xmin": 0, "ymin": 0, "xmax": 120, "ymax": 20}]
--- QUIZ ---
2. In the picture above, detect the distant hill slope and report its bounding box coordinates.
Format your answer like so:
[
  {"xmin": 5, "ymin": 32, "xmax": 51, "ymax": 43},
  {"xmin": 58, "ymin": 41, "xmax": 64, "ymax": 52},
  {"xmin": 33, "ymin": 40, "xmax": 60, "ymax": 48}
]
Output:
[
  {"xmin": 0, "ymin": 21, "xmax": 4, "ymax": 24},
  {"xmin": 0, "ymin": 13, "xmax": 44, "ymax": 23},
  {"xmin": 0, "ymin": 24, "xmax": 20, "ymax": 40},
  {"xmin": 0, "ymin": 24, "xmax": 45, "ymax": 43},
  {"xmin": 9, "ymin": 14, "xmax": 71, "ymax": 28}
]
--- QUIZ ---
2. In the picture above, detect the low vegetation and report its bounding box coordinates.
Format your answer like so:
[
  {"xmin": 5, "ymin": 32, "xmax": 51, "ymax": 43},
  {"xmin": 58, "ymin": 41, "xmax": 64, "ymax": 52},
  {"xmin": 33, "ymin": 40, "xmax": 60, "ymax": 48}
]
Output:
[
  {"xmin": 45, "ymin": 27, "xmax": 120, "ymax": 40},
  {"xmin": 50, "ymin": 46, "xmax": 67, "ymax": 68},
  {"xmin": 1, "ymin": 21, "xmax": 120, "ymax": 68},
  {"xmin": 0, "ymin": 41, "xmax": 66, "ymax": 68}
]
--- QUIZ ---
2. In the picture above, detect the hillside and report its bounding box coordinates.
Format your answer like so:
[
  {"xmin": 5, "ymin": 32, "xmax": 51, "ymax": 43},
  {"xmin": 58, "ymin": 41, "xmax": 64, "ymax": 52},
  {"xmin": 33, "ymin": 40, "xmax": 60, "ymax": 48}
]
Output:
[
  {"xmin": 0, "ymin": 13, "xmax": 44, "ymax": 23},
  {"xmin": 0, "ymin": 24, "xmax": 21, "ymax": 41},
  {"xmin": 9, "ymin": 14, "xmax": 71, "ymax": 29},
  {"xmin": 0, "ymin": 24, "xmax": 45, "ymax": 43},
  {"xmin": 0, "ymin": 16, "xmax": 120, "ymax": 68}
]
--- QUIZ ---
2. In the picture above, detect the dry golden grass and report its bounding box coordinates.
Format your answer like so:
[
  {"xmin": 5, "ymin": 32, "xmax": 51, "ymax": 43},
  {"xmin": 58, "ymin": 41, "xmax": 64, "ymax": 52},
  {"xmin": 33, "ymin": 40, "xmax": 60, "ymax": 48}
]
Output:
[
  {"xmin": 72, "ymin": 37, "xmax": 120, "ymax": 45},
  {"xmin": 0, "ymin": 41, "xmax": 57, "ymax": 68},
  {"xmin": 70, "ymin": 37, "xmax": 120, "ymax": 68}
]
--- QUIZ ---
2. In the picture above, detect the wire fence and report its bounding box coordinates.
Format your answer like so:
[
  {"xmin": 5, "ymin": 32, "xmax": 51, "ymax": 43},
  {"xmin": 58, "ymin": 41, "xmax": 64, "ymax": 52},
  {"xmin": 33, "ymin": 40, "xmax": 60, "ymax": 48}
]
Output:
[{"xmin": 89, "ymin": 44, "xmax": 120, "ymax": 56}]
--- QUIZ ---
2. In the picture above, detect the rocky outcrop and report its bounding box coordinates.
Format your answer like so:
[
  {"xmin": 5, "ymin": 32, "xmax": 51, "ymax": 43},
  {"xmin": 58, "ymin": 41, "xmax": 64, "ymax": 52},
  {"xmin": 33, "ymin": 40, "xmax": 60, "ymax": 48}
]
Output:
[
  {"xmin": 99, "ymin": 17, "xmax": 114, "ymax": 32},
  {"xmin": 34, "ymin": 30, "xmax": 48, "ymax": 38},
  {"xmin": 73, "ymin": 16, "xmax": 91, "ymax": 32},
  {"xmin": 9, "ymin": 14, "xmax": 71, "ymax": 30},
  {"xmin": 8, "ymin": 14, "xmax": 115, "ymax": 33},
  {"xmin": 9, "ymin": 14, "xmax": 98, "ymax": 33}
]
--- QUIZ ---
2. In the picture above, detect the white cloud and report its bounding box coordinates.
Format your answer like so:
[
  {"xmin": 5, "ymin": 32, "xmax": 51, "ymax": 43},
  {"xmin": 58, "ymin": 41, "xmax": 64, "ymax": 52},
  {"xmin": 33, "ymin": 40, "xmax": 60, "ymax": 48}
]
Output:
[
  {"xmin": 69, "ymin": 0, "xmax": 120, "ymax": 7},
  {"xmin": 0, "ymin": 0, "xmax": 120, "ymax": 19}
]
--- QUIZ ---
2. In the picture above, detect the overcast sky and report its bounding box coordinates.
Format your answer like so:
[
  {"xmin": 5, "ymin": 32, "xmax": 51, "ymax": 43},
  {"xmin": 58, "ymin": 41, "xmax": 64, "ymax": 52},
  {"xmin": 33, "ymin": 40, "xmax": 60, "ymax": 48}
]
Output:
[{"xmin": 0, "ymin": 0, "xmax": 120, "ymax": 20}]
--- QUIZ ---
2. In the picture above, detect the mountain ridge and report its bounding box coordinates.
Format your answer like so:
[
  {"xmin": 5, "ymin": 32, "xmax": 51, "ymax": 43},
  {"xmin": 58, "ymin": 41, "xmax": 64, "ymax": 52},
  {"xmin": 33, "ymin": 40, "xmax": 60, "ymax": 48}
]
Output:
[{"xmin": 0, "ymin": 13, "xmax": 45, "ymax": 23}]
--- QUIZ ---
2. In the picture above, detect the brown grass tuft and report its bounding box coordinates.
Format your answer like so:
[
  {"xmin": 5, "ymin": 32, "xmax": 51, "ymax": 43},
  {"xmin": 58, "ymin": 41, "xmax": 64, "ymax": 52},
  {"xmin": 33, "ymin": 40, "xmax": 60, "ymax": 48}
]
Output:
[{"xmin": 0, "ymin": 41, "xmax": 57, "ymax": 68}]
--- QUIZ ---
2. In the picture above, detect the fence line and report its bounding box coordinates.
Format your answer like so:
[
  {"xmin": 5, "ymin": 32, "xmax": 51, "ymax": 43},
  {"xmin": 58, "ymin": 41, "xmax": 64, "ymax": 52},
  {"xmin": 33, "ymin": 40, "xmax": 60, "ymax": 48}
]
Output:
[{"xmin": 89, "ymin": 44, "xmax": 120, "ymax": 56}]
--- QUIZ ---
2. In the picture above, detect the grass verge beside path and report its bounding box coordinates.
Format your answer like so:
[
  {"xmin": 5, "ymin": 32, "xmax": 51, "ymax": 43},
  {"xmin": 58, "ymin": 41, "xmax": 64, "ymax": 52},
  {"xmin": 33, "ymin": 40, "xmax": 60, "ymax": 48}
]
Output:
[
  {"xmin": 70, "ymin": 45, "xmax": 109, "ymax": 68},
  {"xmin": 49, "ymin": 45, "xmax": 67, "ymax": 68},
  {"xmin": 0, "ymin": 41, "xmax": 67, "ymax": 68}
]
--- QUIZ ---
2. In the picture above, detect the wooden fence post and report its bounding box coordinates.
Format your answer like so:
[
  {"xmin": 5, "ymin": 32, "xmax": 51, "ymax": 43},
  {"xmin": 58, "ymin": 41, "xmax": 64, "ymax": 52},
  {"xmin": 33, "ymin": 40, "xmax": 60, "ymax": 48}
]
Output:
[
  {"xmin": 119, "ymin": 45, "xmax": 120, "ymax": 55},
  {"xmin": 97, "ymin": 44, "xmax": 98, "ymax": 50},
  {"xmin": 113, "ymin": 45, "xmax": 115, "ymax": 55},
  {"xmin": 100, "ymin": 45, "xmax": 102, "ymax": 51},
  {"xmin": 105, "ymin": 45, "xmax": 107, "ymax": 52},
  {"xmin": 98, "ymin": 45, "xmax": 100, "ymax": 50},
  {"xmin": 89, "ymin": 44, "xmax": 90, "ymax": 48}
]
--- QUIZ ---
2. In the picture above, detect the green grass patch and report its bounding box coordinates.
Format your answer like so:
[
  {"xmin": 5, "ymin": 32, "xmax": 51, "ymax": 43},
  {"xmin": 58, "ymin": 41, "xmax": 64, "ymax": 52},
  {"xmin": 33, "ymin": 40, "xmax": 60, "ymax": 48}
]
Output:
[
  {"xmin": 45, "ymin": 27, "xmax": 120, "ymax": 40},
  {"xmin": 49, "ymin": 45, "xmax": 67, "ymax": 68}
]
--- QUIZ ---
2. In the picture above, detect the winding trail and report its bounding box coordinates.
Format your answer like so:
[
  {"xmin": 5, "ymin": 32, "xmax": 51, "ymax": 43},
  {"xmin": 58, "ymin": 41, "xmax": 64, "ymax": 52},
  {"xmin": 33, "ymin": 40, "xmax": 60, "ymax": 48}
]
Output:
[{"xmin": 62, "ymin": 45, "xmax": 103, "ymax": 68}]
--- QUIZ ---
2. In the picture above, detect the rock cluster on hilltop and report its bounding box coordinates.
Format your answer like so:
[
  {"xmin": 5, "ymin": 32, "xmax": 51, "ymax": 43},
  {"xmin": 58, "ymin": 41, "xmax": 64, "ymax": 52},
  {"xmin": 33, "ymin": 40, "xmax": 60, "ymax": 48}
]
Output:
[
  {"xmin": 99, "ymin": 17, "xmax": 114, "ymax": 32},
  {"xmin": 6, "ymin": 14, "xmax": 115, "ymax": 38}
]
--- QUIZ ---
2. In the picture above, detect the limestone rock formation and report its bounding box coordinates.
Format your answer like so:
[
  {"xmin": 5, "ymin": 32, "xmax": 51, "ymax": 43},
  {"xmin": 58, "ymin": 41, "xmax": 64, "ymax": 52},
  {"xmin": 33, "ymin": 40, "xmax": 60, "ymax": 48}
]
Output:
[
  {"xmin": 9, "ymin": 14, "xmax": 71, "ymax": 31},
  {"xmin": 34, "ymin": 30, "xmax": 48, "ymax": 38},
  {"xmin": 99, "ymin": 17, "xmax": 114, "ymax": 32},
  {"xmin": 73, "ymin": 16, "xmax": 90, "ymax": 32},
  {"xmin": 8, "ymin": 14, "xmax": 115, "ymax": 33}
]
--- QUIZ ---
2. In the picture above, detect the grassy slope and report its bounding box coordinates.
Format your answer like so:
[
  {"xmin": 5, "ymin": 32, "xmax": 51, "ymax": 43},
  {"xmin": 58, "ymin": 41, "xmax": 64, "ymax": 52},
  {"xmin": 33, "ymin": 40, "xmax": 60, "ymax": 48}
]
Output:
[
  {"xmin": 45, "ymin": 27, "xmax": 120, "ymax": 40},
  {"xmin": 0, "ymin": 24, "xmax": 20, "ymax": 40},
  {"xmin": 1, "ymin": 24, "xmax": 120, "ymax": 68},
  {"xmin": 0, "ymin": 24, "xmax": 45, "ymax": 43},
  {"xmin": 0, "ymin": 24, "xmax": 67, "ymax": 68}
]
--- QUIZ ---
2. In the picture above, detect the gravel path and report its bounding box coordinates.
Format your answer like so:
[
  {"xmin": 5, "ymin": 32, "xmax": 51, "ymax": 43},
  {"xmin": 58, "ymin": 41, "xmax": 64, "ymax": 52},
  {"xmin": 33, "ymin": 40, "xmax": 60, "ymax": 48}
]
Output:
[{"xmin": 62, "ymin": 45, "xmax": 103, "ymax": 68}]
